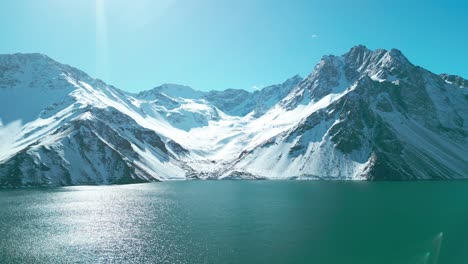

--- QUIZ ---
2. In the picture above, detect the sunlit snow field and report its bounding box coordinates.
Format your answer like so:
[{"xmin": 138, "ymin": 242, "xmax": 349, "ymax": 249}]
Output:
[{"xmin": 1, "ymin": 180, "xmax": 467, "ymax": 263}]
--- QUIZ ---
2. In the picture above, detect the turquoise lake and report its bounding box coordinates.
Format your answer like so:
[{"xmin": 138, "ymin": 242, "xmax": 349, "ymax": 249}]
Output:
[{"xmin": 1, "ymin": 180, "xmax": 467, "ymax": 263}]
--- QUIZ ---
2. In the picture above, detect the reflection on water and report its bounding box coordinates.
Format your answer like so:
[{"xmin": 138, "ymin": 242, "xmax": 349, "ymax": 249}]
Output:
[
  {"xmin": 428, "ymin": 232, "xmax": 443, "ymax": 264},
  {"xmin": 1, "ymin": 181, "xmax": 468, "ymax": 263}
]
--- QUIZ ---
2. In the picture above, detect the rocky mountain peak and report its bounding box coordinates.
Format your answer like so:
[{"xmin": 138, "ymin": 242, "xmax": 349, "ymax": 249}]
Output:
[
  {"xmin": 282, "ymin": 74, "xmax": 303, "ymax": 87},
  {"xmin": 343, "ymin": 46, "xmax": 413, "ymax": 81},
  {"xmin": 0, "ymin": 53, "xmax": 54, "ymax": 65},
  {"xmin": 440, "ymin": 74, "xmax": 468, "ymax": 88},
  {"xmin": 343, "ymin": 45, "xmax": 373, "ymax": 64}
]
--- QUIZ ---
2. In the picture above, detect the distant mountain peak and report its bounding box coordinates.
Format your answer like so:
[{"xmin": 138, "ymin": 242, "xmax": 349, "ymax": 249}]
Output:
[
  {"xmin": 346, "ymin": 44, "xmax": 372, "ymax": 56},
  {"xmin": 0, "ymin": 52, "xmax": 51, "ymax": 60},
  {"xmin": 281, "ymin": 74, "xmax": 303, "ymax": 86},
  {"xmin": 139, "ymin": 83, "xmax": 204, "ymax": 100},
  {"xmin": 282, "ymin": 46, "xmax": 419, "ymax": 109},
  {"xmin": 344, "ymin": 45, "xmax": 411, "ymax": 69},
  {"xmin": 0, "ymin": 53, "xmax": 65, "ymax": 72},
  {"xmin": 440, "ymin": 74, "xmax": 468, "ymax": 88}
]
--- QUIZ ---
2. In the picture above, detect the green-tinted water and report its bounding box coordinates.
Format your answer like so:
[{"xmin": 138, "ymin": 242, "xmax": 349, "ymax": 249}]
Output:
[{"xmin": 1, "ymin": 180, "xmax": 467, "ymax": 263}]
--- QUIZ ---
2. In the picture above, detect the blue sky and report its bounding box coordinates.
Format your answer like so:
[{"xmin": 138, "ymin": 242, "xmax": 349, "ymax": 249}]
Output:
[{"xmin": 0, "ymin": 0, "xmax": 467, "ymax": 92}]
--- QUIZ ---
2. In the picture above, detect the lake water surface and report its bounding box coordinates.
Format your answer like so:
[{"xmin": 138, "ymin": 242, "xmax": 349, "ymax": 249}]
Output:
[{"xmin": 1, "ymin": 180, "xmax": 468, "ymax": 263}]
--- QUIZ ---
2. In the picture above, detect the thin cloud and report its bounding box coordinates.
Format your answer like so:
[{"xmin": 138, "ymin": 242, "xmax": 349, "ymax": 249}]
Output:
[{"xmin": 311, "ymin": 34, "xmax": 318, "ymax": 39}]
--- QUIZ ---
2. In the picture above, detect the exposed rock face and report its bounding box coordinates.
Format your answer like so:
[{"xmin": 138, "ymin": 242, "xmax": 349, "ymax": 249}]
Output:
[{"xmin": 230, "ymin": 46, "xmax": 468, "ymax": 180}]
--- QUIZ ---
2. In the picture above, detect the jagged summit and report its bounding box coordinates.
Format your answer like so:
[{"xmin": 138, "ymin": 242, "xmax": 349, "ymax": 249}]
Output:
[
  {"xmin": 0, "ymin": 53, "xmax": 85, "ymax": 76},
  {"xmin": 135, "ymin": 75, "xmax": 303, "ymax": 117},
  {"xmin": 343, "ymin": 45, "xmax": 413, "ymax": 80},
  {"xmin": 440, "ymin": 74, "xmax": 468, "ymax": 89},
  {"xmin": 342, "ymin": 45, "xmax": 406, "ymax": 61},
  {"xmin": 343, "ymin": 44, "xmax": 372, "ymax": 60},
  {"xmin": 281, "ymin": 45, "xmax": 420, "ymax": 109},
  {"xmin": 138, "ymin": 83, "xmax": 204, "ymax": 100}
]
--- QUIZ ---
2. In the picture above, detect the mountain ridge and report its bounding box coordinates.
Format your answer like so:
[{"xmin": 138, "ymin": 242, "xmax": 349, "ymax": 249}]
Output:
[{"xmin": 0, "ymin": 46, "xmax": 467, "ymax": 186}]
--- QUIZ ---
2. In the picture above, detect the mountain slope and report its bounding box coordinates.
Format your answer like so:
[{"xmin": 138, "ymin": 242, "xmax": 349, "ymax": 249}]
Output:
[
  {"xmin": 0, "ymin": 54, "xmax": 186, "ymax": 186},
  {"xmin": 228, "ymin": 46, "xmax": 468, "ymax": 180}
]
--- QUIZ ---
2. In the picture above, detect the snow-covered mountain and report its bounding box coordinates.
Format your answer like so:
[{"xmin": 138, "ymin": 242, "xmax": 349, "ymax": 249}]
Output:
[
  {"xmin": 0, "ymin": 46, "xmax": 467, "ymax": 186},
  {"xmin": 0, "ymin": 54, "xmax": 187, "ymax": 186},
  {"xmin": 231, "ymin": 46, "xmax": 468, "ymax": 180}
]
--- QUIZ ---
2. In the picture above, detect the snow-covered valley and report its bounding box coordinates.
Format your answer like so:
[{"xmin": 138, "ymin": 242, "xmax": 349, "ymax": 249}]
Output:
[{"xmin": 1, "ymin": 46, "xmax": 467, "ymax": 186}]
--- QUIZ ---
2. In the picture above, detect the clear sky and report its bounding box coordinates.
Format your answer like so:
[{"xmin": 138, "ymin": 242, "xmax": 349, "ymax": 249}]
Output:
[{"xmin": 0, "ymin": 0, "xmax": 467, "ymax": 92}]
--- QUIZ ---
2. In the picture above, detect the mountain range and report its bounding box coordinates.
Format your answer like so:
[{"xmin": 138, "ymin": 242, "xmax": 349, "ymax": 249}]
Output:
[{"xmin": 0, "ymin": 45, "xmax": 467, "ymax": 186}]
